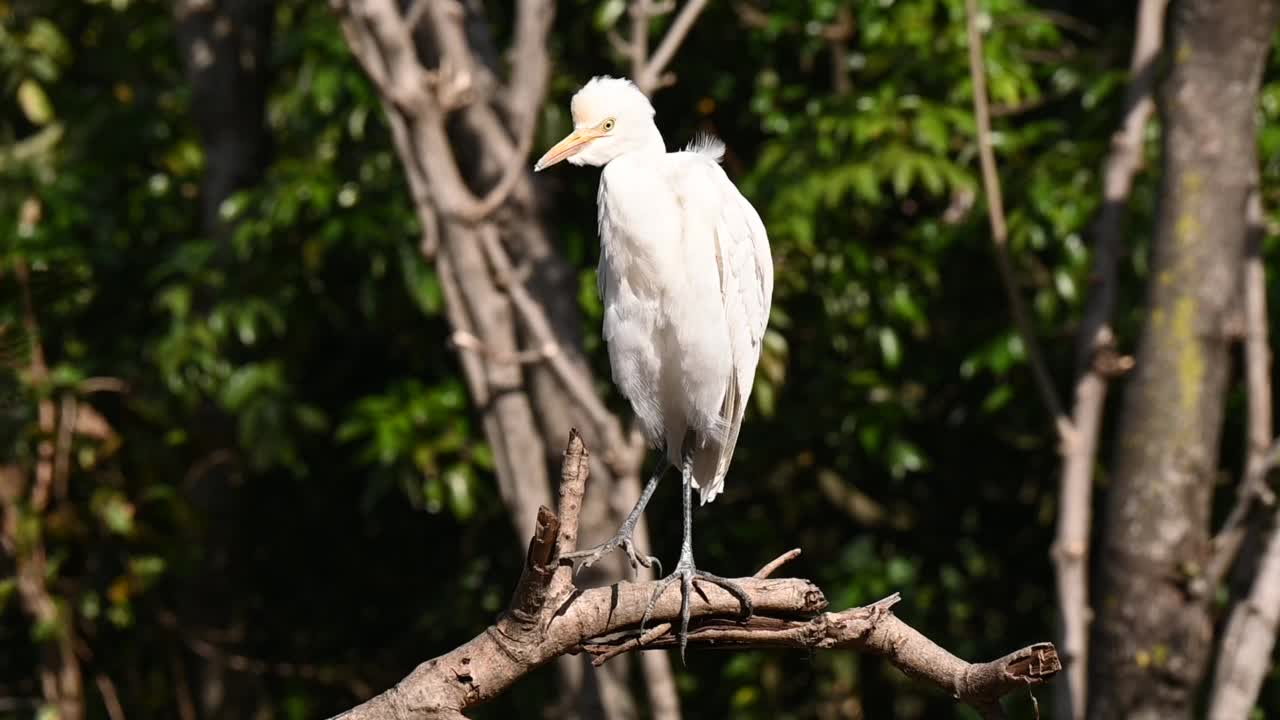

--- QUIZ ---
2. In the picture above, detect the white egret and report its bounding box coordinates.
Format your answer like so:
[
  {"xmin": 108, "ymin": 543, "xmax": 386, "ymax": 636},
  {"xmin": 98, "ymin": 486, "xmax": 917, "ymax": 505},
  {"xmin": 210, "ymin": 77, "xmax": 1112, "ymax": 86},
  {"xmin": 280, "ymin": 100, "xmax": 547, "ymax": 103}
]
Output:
[{"xmin": 535, "ymin": 76, "xmax": 774, "ymax": 658}]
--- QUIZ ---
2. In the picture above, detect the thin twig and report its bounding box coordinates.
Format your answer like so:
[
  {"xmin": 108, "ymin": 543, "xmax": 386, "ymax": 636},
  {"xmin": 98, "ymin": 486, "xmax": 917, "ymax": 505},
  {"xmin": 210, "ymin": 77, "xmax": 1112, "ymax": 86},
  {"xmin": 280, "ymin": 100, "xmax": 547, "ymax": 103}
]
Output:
[
  {"xmin": 449, "ymin": 330, "xmax": 560, "ymax": 365},
  {"xmin": 963, "ymin": 0, "xmax": 1073, "ymax": 445},
  {"xmin": 160, "ymin": 611, "xmax": 372, "ymax": 698},
  {"xmin": 93, "ymin": 674, "xmax": 126, "ymax": 720},
  {"xmin": 627, "ymin": 0, "xmax": 653, "ymax": 83},
  {"xmin": 1205, "ymin": 182, "xmax": 1280, "ymax": 720},
  {"xmin": 53, "ymin": 394, "xmax": 76, "ymax": 502},
  {"xmin": 636, "ymin": 0, "xmax": 710, "ymax": 94},
  {"xmin": 169, "ymin": 645, "xmax": 198, "ymax": 720},
  {"xmin": 14, "ymin": 260, "xmax": 56, "ymax": 513},
  {"xmin": 1203, "ymin": 184, "xmax": 1277, "ymax": 598},
  {"xmin": 754, "ymin": 548, "xmax": 802, "ymax": 578},
  {"xmin": 478, "ymin": 232, "xmax": 631, "ymax": 460},
  {"xmin": 1050, "ymin": 3, "xmax": 1166, "ymax": 718},
  {"xmin": 592, "ymin": 623, "xmax": 672, "ymax": 666}
]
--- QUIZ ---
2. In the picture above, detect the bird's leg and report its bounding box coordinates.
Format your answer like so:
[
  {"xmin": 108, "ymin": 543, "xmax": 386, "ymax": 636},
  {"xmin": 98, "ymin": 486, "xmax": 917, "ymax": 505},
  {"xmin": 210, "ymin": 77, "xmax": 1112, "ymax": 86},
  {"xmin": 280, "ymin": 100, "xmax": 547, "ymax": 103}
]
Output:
[
  {"xmin": 560, "ymin": 455, "xmax": 668, "ymax": 576},
  {"xmin": 640, "ymin": 448, "xmax": 753, "ymax": 663}
]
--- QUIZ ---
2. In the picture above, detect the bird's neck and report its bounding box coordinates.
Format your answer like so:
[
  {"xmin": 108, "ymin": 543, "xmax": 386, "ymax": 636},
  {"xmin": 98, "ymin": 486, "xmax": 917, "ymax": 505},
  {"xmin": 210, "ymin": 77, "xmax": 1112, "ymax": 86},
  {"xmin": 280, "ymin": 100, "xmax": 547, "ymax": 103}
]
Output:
[{"xmin": 628, "ymin": 125, "xmax": 666, "ymax": 157}]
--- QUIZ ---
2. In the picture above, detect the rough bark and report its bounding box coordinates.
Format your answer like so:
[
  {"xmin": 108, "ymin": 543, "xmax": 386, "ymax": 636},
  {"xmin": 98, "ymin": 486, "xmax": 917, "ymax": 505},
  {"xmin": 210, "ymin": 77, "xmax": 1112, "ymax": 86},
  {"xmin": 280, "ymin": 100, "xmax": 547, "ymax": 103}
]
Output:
[
  {"xmin": 328, "ymin": 434, "xmax": 1061, "ymax": 720},
  {"xmin": 1088, "ymin": 2, "xmax": 1280, "ymax": 718},
  {"xmin": 1052, "ymin": 3, "xmax": 1165, "ymax": 718}
]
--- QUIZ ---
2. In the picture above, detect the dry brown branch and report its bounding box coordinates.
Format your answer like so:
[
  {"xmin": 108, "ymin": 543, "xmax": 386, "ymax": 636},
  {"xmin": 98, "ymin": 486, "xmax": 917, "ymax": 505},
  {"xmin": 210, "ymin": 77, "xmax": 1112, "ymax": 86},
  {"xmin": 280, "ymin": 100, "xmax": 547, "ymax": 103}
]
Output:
[
  {"xmin": 636, "ymin": 0, "xmax": 708, "ymax": 93},
  {"xmin": 2, "ymin": 263, "xmax": 85, "ymax": 720},
  {"xmin": 156, "ymin": 610, "xmax": 373, "ymax": 699},
  {"xmin": 448, "ymin": 330, "xmax": 559, "ymax": 365},
  {"xmin": 1201, "ymin": 185, "xmax": 1277, "ymax": 599},
  {"xmin": 477, "ymin": 230, "xmax": 638, "ymax": 471},
  {"xmin": 168, "ymin": 646, "xmax": 198, "ymax": 720},
  {"xmin": 14, "ymin": 260, "xmax": 56, "ymax": 512},
  {"xmin": 1051, "ymin": 3, "xmax": 1165, "ymax": 718},
  {"xmin": 963, "ymin": 0, "xmax": 1074, "ymax": 446},
  {"xmin": 328, "ymin": 433, "xmax": 1059, "ymax": 720},
  {"xmin": 610, "ymin": 0, "xmax": 711, "ymax": 96},
  {"xmin": 1206, "ymin": 184, "xmax": 1279, "ymax": 720},
  {"xmin": 54, "ymin": 393, "xmax": 76, "ymax": 501},
  {"xmin": 1210, "ymin": 513, "xmax": 1280, "ymax": 720},
  {"xmin": 93, "ymin": 674, "xmax": 126, "ymax": 720},
  {"xmin": 754, "ymin": 548, "xmax": 802, "ymax": 578}
]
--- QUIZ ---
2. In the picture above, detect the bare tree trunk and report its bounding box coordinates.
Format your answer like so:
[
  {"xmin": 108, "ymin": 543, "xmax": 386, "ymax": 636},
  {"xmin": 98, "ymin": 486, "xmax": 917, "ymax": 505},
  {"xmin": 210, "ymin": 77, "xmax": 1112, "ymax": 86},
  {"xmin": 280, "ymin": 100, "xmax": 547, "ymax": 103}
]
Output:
[
  {"xmin": 332, "ymin": 1, "xmax": 688, "ymax": 717},
  {"xmin": 174, "ymin": 2, "xmax": 275, "ymax": 716},
  {"xmin": 176, "ymin": 0, "xmax": 274, "ymax": 240},
  {"xmin": 1088, "ymin": 2, "xmax": 1279, "ymax": 717},
  {"xmin": 1052, "ymin": 3, "xmax": 1165, "ymax": 718}
]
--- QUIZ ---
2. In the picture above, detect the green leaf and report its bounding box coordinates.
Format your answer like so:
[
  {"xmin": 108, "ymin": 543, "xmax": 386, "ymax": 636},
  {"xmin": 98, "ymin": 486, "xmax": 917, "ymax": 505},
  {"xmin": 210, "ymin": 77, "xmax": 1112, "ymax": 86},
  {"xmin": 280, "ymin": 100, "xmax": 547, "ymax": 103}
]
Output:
[
  {"xmin": 0, "ymin": 577, "xmax": 15, "ymax": 613},
  {"xmin": 891, "ymin": 155, "xmax": 915, "ymax": 197},
  {"xmin": 18, "ymin": 80, "xmax": 55, "ymax": 125},
  {"xmin": 594, "ymin": 0, "xmax": 626, "ymax": 29},
  {"xmin": 400, "ymin": 243, "xmax": 443, "ymax": 315},
  {"xmin": 878, "ymin": 326, "xmax": 902, "ymax": 368},
  {"xmin": 982, "ymin": 384, "xmax": 1014, "ymax": 413},
  {"xmin": 888, "ymin": 438, "xmax": 927, "ymax": 477},
  {"xmin": 915, "ymin": 111, "xmax": 949, "ymax": 153},
  {"xmin": 221, "ymin": 362, "xmax": 285, "ymax": 411},
  {"xmin": 93, "ymin": 490, "xmax": 136, "ymax": 536}
]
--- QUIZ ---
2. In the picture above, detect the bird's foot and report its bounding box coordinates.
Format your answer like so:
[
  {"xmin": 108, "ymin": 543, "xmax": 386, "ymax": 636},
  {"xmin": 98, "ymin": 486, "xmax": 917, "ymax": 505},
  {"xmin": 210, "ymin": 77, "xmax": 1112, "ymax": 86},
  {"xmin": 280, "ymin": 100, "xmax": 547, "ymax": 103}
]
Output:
[
  {"xmin": 560, "ymin": 530, "xmax": 661, "ymax": 577},
  {"xmin": 640, "ymin": 556, "xmax": 753, "ymax": 663}
]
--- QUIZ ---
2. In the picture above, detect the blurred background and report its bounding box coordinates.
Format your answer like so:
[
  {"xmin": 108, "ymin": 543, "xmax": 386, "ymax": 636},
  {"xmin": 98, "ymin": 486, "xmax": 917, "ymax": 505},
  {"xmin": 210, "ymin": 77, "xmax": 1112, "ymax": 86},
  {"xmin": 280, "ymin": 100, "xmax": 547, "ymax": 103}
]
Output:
[{"xmin": 2, "ymin": 0, "xmax": 1280, "ymax": 718}]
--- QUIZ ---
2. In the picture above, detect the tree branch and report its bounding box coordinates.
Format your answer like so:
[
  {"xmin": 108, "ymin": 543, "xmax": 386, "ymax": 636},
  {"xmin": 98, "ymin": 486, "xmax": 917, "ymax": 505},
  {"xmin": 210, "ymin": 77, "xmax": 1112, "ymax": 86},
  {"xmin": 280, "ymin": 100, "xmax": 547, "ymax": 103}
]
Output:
[
  {"xmin": 501, "ymin": 0, "xmax": 554, "ymax": 134},
  {"xmin": 334, "ymin": 1, "xmax": 669, "ymax": 716},
  {"xmin": 1206, "ymin": 182, "xmax": 1279, "ymax": 720},
  {"xmin": 338, "ymin": 0, "xmax": 533, "ymax": 224},
  {"xmin": 635, "ymin": 0, "xmax": 709, "ymax": 94},
  {"xmin": 3, "ymin": 262, "xmax": 84, "ymax": 720},
  {"xmin": 478, "ymin": 231, "xmax": 639, "ymax": 472},
  {"xmin": 1051, "ymin": 2, "xmax": 1165, "ymax": 718},
  {"xmin": 609, "ymin": 0, "xmax": 709, "ymax": 96},
  {"xmin": 1202, "ymin": 183, "xmax": 1277, "ymax": 595},
  {"xmin": 963, "ymin": 0, "xmax": 1074, "ymax": 445},
  {"xmin": 328, "ymin": 434, "xmax": 1059, "ymax": 719}
]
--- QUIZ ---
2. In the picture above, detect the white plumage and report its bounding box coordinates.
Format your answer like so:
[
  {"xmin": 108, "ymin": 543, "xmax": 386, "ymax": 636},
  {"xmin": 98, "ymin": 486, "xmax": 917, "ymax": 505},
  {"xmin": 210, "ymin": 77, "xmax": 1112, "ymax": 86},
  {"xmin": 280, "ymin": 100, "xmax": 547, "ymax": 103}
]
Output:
[
  {"xmin": 536, "ymin": 76, "xmax": 772, "ymax": 655},
  {"xmin": 538, "ymin": 76, "xmax": 773, "ymax": 504}
]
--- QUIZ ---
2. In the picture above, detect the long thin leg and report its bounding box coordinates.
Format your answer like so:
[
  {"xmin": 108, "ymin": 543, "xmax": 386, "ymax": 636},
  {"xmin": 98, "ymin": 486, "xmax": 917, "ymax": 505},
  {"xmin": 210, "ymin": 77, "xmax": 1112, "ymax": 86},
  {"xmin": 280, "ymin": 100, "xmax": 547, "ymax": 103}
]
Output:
[
  {"xmin": 561, "ymin": 455, "xmax": 669, "ymax": 575},
  {"xmin": 640, "ymin": 447, "xmax": 753, "ymax": 663}
]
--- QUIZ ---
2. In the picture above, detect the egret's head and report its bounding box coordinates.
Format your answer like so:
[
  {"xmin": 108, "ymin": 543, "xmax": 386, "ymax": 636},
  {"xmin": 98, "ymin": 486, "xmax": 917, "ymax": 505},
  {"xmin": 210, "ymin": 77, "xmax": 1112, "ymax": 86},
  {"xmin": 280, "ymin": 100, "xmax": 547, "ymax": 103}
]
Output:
[{"xmin": 534, "ymin": 76, "xmax": 659, "ymax": 171}]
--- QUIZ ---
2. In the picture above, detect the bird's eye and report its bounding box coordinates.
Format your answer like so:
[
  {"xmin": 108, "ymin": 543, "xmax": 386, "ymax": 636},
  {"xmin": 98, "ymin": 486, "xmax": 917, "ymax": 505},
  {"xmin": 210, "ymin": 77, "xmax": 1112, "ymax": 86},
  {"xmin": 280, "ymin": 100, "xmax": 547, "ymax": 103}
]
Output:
[{"xmin": 602, "ymin": 118, "xmax": 616, "ymax": 132}]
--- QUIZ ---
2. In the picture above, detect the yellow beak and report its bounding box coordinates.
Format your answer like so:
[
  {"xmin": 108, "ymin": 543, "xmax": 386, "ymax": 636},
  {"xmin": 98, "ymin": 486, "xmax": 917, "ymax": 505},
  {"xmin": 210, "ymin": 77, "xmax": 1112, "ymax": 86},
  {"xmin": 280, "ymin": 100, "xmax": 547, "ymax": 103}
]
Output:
[{"xmin": 534, "ymin": 128, "xmax": 605, "ymax": 172}]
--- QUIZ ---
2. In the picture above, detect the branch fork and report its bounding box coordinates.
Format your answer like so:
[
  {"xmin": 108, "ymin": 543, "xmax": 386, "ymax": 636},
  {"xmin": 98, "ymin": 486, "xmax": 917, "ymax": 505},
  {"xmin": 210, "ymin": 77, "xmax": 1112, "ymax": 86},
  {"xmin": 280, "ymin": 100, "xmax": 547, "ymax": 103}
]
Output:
[{"xmin": 330, "ymin": 432, "xmax": 1059, "ymax": 720}]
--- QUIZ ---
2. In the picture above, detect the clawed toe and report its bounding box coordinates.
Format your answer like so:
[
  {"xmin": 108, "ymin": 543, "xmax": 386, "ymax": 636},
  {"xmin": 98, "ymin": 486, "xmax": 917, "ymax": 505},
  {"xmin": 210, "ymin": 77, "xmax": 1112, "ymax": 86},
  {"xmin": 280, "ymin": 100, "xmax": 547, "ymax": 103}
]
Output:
[
  {"xmin": 618, "ymin": 538, "xmax": 661, "ymax": 574},
  {"xmin": 561, "ymin": 533, "xmax": 660, "ymax": 578},
  {"xmin": 640, "ymin": 562, "xmax": 753, "ymax": 664},
  {"xmin": 692, "ymin": 571, "xmax": 753, "ymax": 620}
]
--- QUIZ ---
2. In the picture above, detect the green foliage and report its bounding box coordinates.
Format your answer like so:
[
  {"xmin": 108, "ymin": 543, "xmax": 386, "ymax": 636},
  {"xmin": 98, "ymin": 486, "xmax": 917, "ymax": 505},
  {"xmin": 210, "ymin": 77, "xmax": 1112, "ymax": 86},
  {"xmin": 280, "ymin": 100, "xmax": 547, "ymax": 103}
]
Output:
[
  {"xmin": 2, "ymin": 1, "xmax": 1279, "ymax": 719},
  {"xmin": 337, "ymin": 378, "xmax": 492, "ymax": 517}
]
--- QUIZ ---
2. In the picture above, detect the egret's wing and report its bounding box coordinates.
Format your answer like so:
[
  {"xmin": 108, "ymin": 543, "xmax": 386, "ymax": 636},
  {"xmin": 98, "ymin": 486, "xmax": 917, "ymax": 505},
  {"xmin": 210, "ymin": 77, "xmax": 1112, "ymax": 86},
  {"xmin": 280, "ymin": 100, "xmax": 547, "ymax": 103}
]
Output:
[
  {"xmin": 670, "ymin": 138, "xmax": 774, "ymax": 504},
  {"xmin": 596, "ymin": 178, "xmax": 609, "ymax": 303}
]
